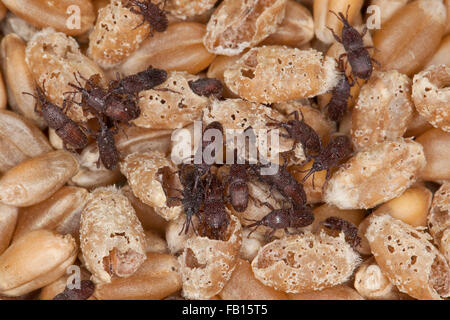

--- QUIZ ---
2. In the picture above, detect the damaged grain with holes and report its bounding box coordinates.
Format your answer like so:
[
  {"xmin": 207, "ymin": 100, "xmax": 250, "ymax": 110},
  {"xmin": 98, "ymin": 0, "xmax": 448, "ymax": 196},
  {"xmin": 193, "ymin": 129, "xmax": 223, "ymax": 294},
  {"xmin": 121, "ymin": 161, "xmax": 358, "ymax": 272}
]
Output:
[
  {"xmin": 120, "ymin": 151, "xmax": 182, "ymax": 221},
  {"xmin": 179, "ymin": 215, "xmax": 241, "ymax": 300},
  {"xmin": 224, "ymin": 46, "xmax": 338, "ymax": 103},
  {"xmin": 251, "ymin": 232, "xmax": 361, "ymax": 293},
  {"xmin": 132, "ymin": 72, "xmax": 210, "ymax": 129},
  {"xmin": 324, "ymin": 139, "xmax": 426, "ymax": 210},
  {"xmin": 204, "ymin": 0, "xmax": 287, "ymax": 55},
  {"xmin": 366, "ymin": 213, "xmax": 450, "ymax": 300},
  {"xmin": 88, "ymin": 0, "xmax": 151, "ymax": 69},
  {"xmin": 80, "ymin": 187, "xmax": 147, "ymax": 284},
  {"xmin": 0, "ymin": 0, "xmax": 448, "ymax": 301},
  {"xmin": 352, "ymin": 70, "xmax": 414, "ymax": 150},
  {"xmin": 428, "ymin": 182, "xmax": 450, "ymax": 261},
  {"xmin": 412, "ymin": 64, "xmax": 450, "ymax": 132},
  {"xmin": 25, "ymin": 28, "xmax": 104, "ymax": 122}
]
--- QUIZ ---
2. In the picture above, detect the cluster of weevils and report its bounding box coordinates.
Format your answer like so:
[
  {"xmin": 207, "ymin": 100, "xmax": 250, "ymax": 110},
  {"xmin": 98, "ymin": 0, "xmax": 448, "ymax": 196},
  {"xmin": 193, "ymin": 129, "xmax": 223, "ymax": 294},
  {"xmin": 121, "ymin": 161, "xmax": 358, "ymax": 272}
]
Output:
[
  {"xmin": 165, "ymin": 7, "xmax": 375, "ymax": 245},
  {"xmin": 166, "ymin": 112, "xmax": 360, "ymax": 246},
  {"xmin": 26, "ymin": 68, "xmax": 224, "ymax": 171},
  {"xmin": 324, "ymin": 6, "xmax": 378, "ymax": 122},
  {"xmin": 24, "ymin": 0, "xmax": 173, "ymax": 171},
  {"xmin": 25, "ymin": 66, "xmax": 169, "ymax": 170}
]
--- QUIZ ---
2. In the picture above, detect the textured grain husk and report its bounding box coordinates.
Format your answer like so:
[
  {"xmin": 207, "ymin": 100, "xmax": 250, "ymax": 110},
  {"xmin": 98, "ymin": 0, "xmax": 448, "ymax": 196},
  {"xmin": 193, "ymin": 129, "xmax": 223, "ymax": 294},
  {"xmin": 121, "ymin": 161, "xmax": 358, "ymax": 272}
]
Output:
[
  {"xmin": 324, "ymin": 139, "xmax": 426, "ymax": 209},
  {"xmin": 366, "ymin": 213, "xmax": 450, "ymax": 300},
  {"xmin": 354, "ymin": 257, "xmax": 400, "ymax": 300},
  {"xmin": 251, "ymin": 232, "xmax": 361, "ymax": 293},
  {"xmin": 179, "ymin": 215, "xmax": 242, "ymax": 300},
  {"xmin": 204, "ymin": 0, "xmax": 287, "ymax": 55},
  {"xmin": 428, "ymin": 181, "xmax": 450, "ymax": 261},
  {"xmin": 120, "ymin": 151, "xmax": 182, "ymax": 221},
  {"xmin": 25, "ymin": 28, "xmax": 105, "ymax": 122},
  {"xmin": 80, "ymin": 187, "xmax": 147, "ymax": 284},
  {"xmin": 166, "ymin": 0, "xmax": 217, "ymax": 20},
  {"xmin": 412, "ymin": 64, "xmax": 450, "ymax": 132},
  {"xmin": 224, "ymin": 46, "xmax": 338, "ymax": 103},
  {"xmin": 202, "ymin": 98, "xmax": 293, "ymax": 157},
  {"xmin": 122, "ymin": 185, "xmax": 168, "ymax": 236},
  {"xmin": 352, "ymin": 70, "xmax": 414, "ymax": 150},
  {"xmin": 132, "ymin": 72, "xmax": 210, "ymax": 130},
  {"xmin": 87, "ymin": 0, "xmax": 150, "ymax": 69}
]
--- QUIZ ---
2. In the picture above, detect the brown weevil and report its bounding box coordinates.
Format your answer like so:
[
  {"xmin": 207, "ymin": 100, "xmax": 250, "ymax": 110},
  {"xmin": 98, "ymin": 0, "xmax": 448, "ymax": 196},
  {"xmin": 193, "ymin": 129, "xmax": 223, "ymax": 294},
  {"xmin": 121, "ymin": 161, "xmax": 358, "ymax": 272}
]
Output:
[
  {"xmin": 23, "ymin": 84, "xmax": 89, "ymax": 151},
  {"xmin": 188, "ymin": 78, "xmax": 223, "ymax": 99},
  {"xmin": 302, "ymin": 135, "xmax": 353, "ymax": 188},
  {"xmin": 109, "ymin": 66, "xmax": 168, "ymax": 96},
  {"xmin": 53, "ymin": 280, "xmax": 95, "ymax": 300},
  {"xmin": 170, "ymin": 164, "xmax": 206, "ymax": 235},
  {"xmin": 246, "ymin": 202, "xmax": 314, "ymax": 239},
  {"xmin": 226, "ymin": 163, "xmax": 249, "ymax": 212},
  {"xmin": 266, "ymin": 110, "xmax": 322, "ymax": 158},
  {"xmin": 321, "ymin": 216, "xmax": 361, "ymax": 249},
  {"xmin": 68, "ymin": 73, "xmax": 140, "ymax": 125},
  {"xmin": 198, "ymin": 173, "xmax": 230, "ymax": 241},
  {"xmin": 125, "ymin": 0, "xmax": 169, "ymax": 34},
  {"xmin": 250, "ymin": 161, "xmax": 308, "ymax": 209},
  {"xmin": 94, "ymin": 116, "xmax": 120, "ymax": 170},
  {"xmin": 325, "ymin": 58, "xmax": 354, "ymax": 122},
  {"xmin": 328, "ymin": 6, "xmax": 376, "ymax": 81}
]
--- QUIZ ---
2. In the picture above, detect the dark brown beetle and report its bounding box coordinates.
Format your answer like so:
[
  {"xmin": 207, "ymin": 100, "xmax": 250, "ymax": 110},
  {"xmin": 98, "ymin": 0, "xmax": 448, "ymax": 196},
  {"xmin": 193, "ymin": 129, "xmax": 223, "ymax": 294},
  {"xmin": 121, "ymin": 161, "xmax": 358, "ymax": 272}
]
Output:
[
  {"xmin": 321, "ymin": 216, "xmax": 361, "ymax": 249},
  {"xmin": 68, "ymin": 73, "xmax": 141, "ymax": 125},
  {"xmin": 247, "ymin": 202, "xmax": 314, "ymax": 239},
  {"xmin": 266, "ymin": 110, "xmax": 321, "ymax": 158},
  {"xmin": 109, "ymin": 66, "xmax": 168, "ymax": 96},
  {"xmin": 191, "ymin": 120, "xmax": 224, "ymax": 183},
  {"xmin": 53, "ymin": 280, "xmax": 95, "ymax": 300},
  {"xmin": 226, "ymin": 163, "xmax": 249, "ymax": 212},
  {"xmin": 125, "ymin": 0, "xmax": 169, "ymax": 34},
  {"xmin": 325, "ymin": 58, "xmax": 354, "ymax": 122},
  {"xmin": 23, "ymin": 84, "xmax": 88, "ymax": 151},
  {"xmin": 198, "ymin": 174, "xmax": 230, "ymax": 241},
  {"xmin": 328, "ymin": 6, "xmax": 376, "ymax": 81},
  {"xmin": 169, "ymin": 164, "xmax": 206, "ymax": 235},
  {"xmin": 94, "ymin": 116, "xmax": 120, "ymax": 170},
  {"xmin": 250, "ymin": 161, "xmax": 307, "ymax": 209},
  {"xmin": 302, "ymin": 135, "xmax": 353, "ymax": 188},
  {"xmin": 188, "ymin": 78, "xmax": 223, "ymax": 99}
]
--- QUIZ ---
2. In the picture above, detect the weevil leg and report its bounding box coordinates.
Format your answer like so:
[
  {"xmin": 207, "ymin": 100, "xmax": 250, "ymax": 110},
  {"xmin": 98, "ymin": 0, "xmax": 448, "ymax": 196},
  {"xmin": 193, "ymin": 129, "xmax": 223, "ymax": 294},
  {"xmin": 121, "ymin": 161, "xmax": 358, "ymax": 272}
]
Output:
[
  {"xmin": 327, "ymin": 26, "xmax": 343, "ymax": 44},
  {"xmin": 361, "ymin": 26, "xmax": 368, "ymax": 38}
]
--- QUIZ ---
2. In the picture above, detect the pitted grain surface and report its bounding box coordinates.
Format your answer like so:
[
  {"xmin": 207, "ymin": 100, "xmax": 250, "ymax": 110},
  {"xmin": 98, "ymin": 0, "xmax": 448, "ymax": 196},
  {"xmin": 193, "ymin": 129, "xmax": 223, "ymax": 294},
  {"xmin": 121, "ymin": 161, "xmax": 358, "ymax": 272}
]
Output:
[
  {"xmin": 224, "ymin": 46, "xmax": 338, "ymax": 103},
  {"xmin": 251, "ymin": 232, "xmax": 361, "ymax": 293},
  {"xmin": 324, "ymin": 139, "xmax": 426, "ymax": 209}
]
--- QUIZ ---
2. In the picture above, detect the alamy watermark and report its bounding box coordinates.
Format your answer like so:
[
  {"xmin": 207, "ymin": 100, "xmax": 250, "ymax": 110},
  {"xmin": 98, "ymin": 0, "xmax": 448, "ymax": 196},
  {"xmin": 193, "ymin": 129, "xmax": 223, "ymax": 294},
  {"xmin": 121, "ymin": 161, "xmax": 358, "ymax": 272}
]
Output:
[
  {"xmin": 65, "ymin": 265, "xmax": 81, "ymax": 290},
  {"xmin": 66, "ymin": 5, "xmax": 81, "ymax": 30}
]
